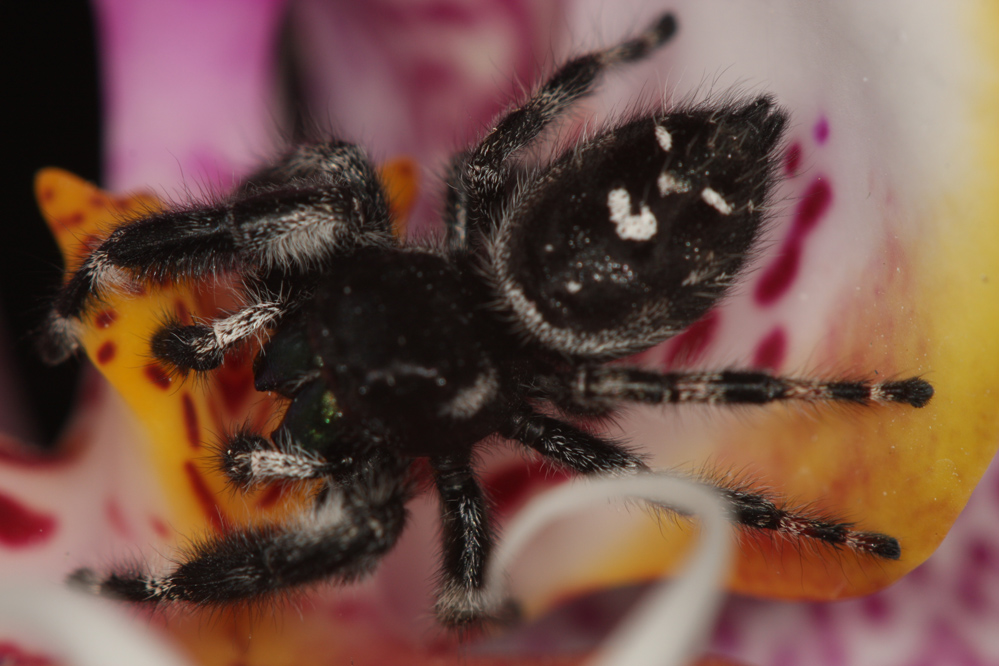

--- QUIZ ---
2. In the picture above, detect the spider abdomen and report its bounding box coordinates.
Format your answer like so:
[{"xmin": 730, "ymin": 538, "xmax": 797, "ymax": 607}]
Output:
[{"xmin": 491, "ymin": 96, "xmax": 788, "ymax": 360}]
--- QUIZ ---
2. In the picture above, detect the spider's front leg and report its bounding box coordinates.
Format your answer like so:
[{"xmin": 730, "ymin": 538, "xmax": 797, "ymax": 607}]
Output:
[
  {"xmin": 443, "ymin": 12, "xmax": 677, "ymax": 250},
  {"xmin": 71, "ymin": 453, "xmax": 413, "ymax": 606},
  {"xmin": 39, "ymin": 139, "xmax": 395, "ymax": 367},
  {"xmin": 151, "ymin": 284, "xmax": 305, "ymax": 372}
]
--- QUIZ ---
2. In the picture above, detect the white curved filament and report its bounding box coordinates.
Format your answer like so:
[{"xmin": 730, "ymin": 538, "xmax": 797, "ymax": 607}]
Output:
[
  {"xmin": 485, "ymin": 472, "xmax": 733, "ymax": 666},
  {"xmin": 0, "ymin": 582, "xmax": 191, "ymax": 666}
]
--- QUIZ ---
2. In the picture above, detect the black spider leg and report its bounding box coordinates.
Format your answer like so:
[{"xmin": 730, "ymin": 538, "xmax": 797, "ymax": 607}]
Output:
[
  {"xmin": 150, "ymin": 282, "xmax": 308, "ymax": 372},
  {"xmin": 430, "ymin": 453, "xmax": 511, "ymax": 628},
  {"xmin": 71, "ymin": 378, "xmax": 414, "ymax": 605},
  {"xmin": 39, "ymin": 140, "xmax": 395, "ymax": 366},
  {"xmin": 442, "ymin": 12, "xmax": 677, "ymax": 250},
  {"xmin": 501, "ymin": 406, "xmax": 905, "ymax": 559},
  {"xmin": 568, "ymin": 366, "xmax": 934, "ymax": 409},
  {"xmin": 70, "ymin": 453, "xmax": 413, "ymax": 606},
  {"xmin": 718, "ymin": 483, "xmax": 900, "ymax": 560}
]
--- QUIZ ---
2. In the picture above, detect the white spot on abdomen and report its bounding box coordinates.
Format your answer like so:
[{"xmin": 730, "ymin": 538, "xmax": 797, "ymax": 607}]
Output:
[
  {"xmin": 565, "ymin": 280, "xmax": 582, "ymax": 294},
  {"xmin": 655, "ymin": 124, "xmax": 672, "ymax": 152},
  {"xmin": 607, "ymin": 188, "xmax": 657, "ymax": 241},
  {"xmin": 657, "ymin": 171, "xmax": 691, "ymax": 196},
  {"xmin": 701, "ymin": 187, "xmax": 733, "ymax": 215}
]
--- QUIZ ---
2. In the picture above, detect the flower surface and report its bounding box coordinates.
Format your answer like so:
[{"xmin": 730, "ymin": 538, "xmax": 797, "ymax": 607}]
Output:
[{"xmin": 2, "ymin": 1, "xmax": 998, "ymax": 664}]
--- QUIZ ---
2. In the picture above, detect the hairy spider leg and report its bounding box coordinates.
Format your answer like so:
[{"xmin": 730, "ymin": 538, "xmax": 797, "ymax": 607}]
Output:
[
  {"xmin": 500, "ymin": 406, "xmax": 903, "ymax": 559},
  {"xmin": 70, "ymin": 453, "xmax": 414, "ymax": 606},
  {"xmin": 38, "ymin": 140, "xmax": 396, "ymax": 366},
  {"xmin": 443, "ymin": 12, "xmax": 678, "ymax": 250},
  {"xmin": 218, "ymin": 429, "xmax": 337, "ymax": 490},
  {"xmin": 151, "ymin": 286, "xmax": 305, "ymax": 372},
  {"xmin": 431, "ymin": 453, "xmax": 511, "ymax": 627},
  {"xmin": 504, "ymin": 407, "xmax": 647, "ymax": 474},
  {"xmin": 568, "ymin": 366, "xmax": 935, "ymax": 409}
]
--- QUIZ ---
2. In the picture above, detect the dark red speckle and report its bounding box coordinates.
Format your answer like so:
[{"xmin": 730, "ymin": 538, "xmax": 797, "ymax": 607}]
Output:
[
  {"xmin": 181, "ymin": 392, "xmax": 201, "ymax": 448},
  {"xmin": 93, "ymin": 309, "xmax": 117, "ymax": 328},
  {"xmin": 754, "ymin": 178, "xmax": 834, "ymax": 306},
  {"xmin": 56, "ymin": 212, "xmax": 85, "ymax": 229},
  {"xmin": 174, "ymin": 299, "xmax": 192, "ymax": 325},
  {"xmin": 0, "ymin": 434, "xmax": 74, "ymax": 468},
  {"xmin": 40, "ymin": 187, "xmax": 56, "ymax": 203},
  {"xmin": 150, "ymin": 516, "xmax": 170, "ymax": 538},
  {"xmin": 859, "ymin": 595, "xmax": 891, "ymax": 623},
  {"xmin": 96, "ymin": 340, "xmax": 116, "ymax": 364},
  {"xmin": 752, "ymin": 327, "xmax": 787, "ymax": 370},
  {"xmin": 0, "ymin": 492, "xmax": 57, "ymax": 548},
  {"xmin": 214, "ymin": 354, "xmax": 255, "ymax": 415},
  {"xmin": 144, "ymin": 363, "xmax": 172, "ymax": 389},
  {"xmin": 783, "ymin": 142, "xmax": 802, "ymax": 176},
  {"xmin": 485, "ymin": 460, "xmax": 571, "ymax": 518},
  {"xmin": 104, "ymin": 498, "xmax": 131, "ymax": 538},
  {"xmin": 0, "ymin": 642, "xmax": 59, "ymax": 666},
  {"xmin": 89, "ymin": 194, "xmax": 107, "ymax": 209},
  {"xmin": 813, "ymin": 116, "xmax": 830, "ymax": 144},
  {"xmin": 256, "ymin": 482, "xmax": 288, "ymax": 510},
  {"xmin": 184, "ymin": 461, "xmax": 225, "ymax": 532},
  {"xmin": 662, "ymin": 310, "xmax": 720, "ymax": 368}
]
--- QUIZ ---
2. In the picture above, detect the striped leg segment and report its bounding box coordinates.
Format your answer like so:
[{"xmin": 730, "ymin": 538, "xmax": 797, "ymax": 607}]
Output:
[{"xmin": 572, "ymin": 367, "xmax": 933, "ymax": 409}]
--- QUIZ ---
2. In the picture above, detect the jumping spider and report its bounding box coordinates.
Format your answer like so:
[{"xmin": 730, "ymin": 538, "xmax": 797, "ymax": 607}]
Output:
[{"xmin": 40, "ymin": 13, "xmax": 932, "ymax": 627}]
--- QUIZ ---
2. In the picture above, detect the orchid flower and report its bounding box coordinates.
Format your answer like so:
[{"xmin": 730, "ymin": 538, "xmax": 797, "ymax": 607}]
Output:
[{"xmin": 2, "ymin": 1, "xmax": 998, "ymax": 665}]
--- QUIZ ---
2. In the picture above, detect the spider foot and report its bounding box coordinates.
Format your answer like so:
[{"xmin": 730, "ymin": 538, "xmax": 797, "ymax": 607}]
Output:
[
  {"xmin": 434, "ymin": 580, "xmax": 520, "ymax": 629},
  {"xmin": 36, "ymin": 310, "xmax": 80, "ymax": 365},
  {"xmin": 150, "ymin": 323, "xmax": 225, "ymax": 372}
]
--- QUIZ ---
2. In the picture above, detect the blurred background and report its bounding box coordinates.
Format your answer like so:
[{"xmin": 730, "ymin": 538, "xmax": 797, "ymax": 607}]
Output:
[{"xmin": 5, "ymin": 2, "xmax": 99, "ymax": 447}]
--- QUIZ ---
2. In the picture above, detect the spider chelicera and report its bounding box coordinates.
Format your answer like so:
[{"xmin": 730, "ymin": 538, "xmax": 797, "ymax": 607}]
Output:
[{"xmin": 39, "ymin": 12, "xmax": 931, "ymax": 627}]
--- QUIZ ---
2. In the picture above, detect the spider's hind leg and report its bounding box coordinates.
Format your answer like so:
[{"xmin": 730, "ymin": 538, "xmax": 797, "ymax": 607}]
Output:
[
  {"xmin": 568, "ymin": 366, "xmax": 934, "ymax": 410},
  {"xmin": 502, "ymin": 406, "xmax": 903, "ymax": 559}
]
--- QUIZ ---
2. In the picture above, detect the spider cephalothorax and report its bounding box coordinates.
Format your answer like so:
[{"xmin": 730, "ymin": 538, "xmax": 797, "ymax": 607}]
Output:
[{"xmin": 40, "ymin": 13, "xmax": 931, "ymax": 627}]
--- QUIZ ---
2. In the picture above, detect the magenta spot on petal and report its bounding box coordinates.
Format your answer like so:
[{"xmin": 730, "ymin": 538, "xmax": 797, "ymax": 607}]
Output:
[
  {"xmin": 0, "ymin": 492, "xmax": 57, "ymax": 548},
  {"xmin": 752, "ymin": 327, "xmax": 787, "ymax": 370},
  {"xmin": 754, "ymin": 178, "xmax": 834, "ymax": 306},
  {"xmin": 662, "ymin": 310, "xmax": 720, "ymax": 368},
  {"xmin": 754, "ymin": 249, "xmax": 801, "ymax": 306},
  {"xmin": 955, "ymin": 537, "xmax": 998, "ymax": 613},
  {"xmin": 814, "ymin": 116, "xmax": 830, "ymax": 144},
  {"xmin": 150, "ymin": 516, "xmax": 169, "ymax": 539},
  {"xmin": 859, "ymin": 594, "xmax": 892, "ymax": 624},
  {"xmin": 0, "ymin": 642, "xmax": 59, "ymax": 666},
  {"xmin": 104, "ymin": 498, "xmax": 131, "ymax": 539},
  {"xmin": 784, "ymin": 142, "xmax": 802, "ymax": 176},
  {"xmin": 794, "ymin": 179, "xmax": 833, "ymax": 235}
]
